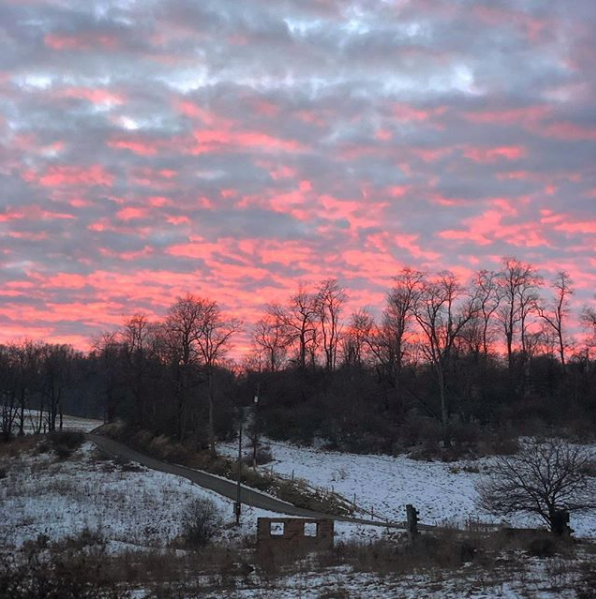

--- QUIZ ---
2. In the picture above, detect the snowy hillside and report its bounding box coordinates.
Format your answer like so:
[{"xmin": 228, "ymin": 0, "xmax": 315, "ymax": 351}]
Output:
[
  {"xmin": 220, "ymin": 439, "xmax": 596, "ymax": 538},
  {"xmin": 0, "ymin": 440, "xmax": 384, "ymax": 554},
  {"xmin": 2, "ymin": 433, "xmax": 595, "ymax": 597}
]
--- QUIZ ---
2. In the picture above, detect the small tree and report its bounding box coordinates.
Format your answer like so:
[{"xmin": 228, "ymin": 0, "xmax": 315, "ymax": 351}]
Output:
[
  {"xmin": 478, "ymin": 438, "xmax": 596, "ymax": 534},
  {"xmin": 181, "ymin": 497, "xmax": 223, "ymax": 547}
]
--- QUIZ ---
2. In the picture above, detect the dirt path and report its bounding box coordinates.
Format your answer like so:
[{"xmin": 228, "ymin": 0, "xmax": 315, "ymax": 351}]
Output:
[{"xmin": 86, "ymin": 434, "xmax": 403, "ymax": 528}]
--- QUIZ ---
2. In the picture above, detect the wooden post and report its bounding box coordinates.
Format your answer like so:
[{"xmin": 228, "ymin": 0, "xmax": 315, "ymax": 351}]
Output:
[{"xmin": 406, "ymin": 504, "xmax": 419, "ymax": 540}]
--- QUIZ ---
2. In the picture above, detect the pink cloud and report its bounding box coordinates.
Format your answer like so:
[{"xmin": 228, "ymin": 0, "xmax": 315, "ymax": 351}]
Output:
[
  {"xmin": 464, "ymin": 145, "xmax": 527, "ymax": 163},
  {"xmin": 555, "ymin": 221, "xmax": 596, "ymax": 235},
  {"xmin": 463, "ymin": 106, "xmax": 549, "ymax": 126},
  {"xmin": 192, "ymin": 129, "xmax": 303, "ymax": 154},
  {"xmin": 116, "ymin": 207, "xmax": 147, "ymax": 221},
  {"xmin": 539, "ymin": 122, "xmax": 596, "ymax": 142},
  {"xmin": 44, "ymin": 33, "xmax": 119, "ymax": 51},
  {"xmin": 60, "ymin": 88, "xmax": 124, "ymax": 106},
  {"xmin": 31, "ymin": 165, "xmax": 114, "ymax": 187},
  {"xmin": 108, "ymin": 138, "xmax": 158, "ymax": 156}
]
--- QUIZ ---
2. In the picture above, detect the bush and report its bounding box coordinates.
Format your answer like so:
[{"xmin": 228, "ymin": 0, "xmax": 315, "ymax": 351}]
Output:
[
  {"xmin": 450, "ymin": 421, "xmax": 481, "ymax": 448},
  {"xmin": 47, "ymin": 430, "xmax": 85, "ymax": 459},
  {"xmin": 527, "ymin": 537, "xmax": 558, "ymax": 558},
  {"xmin": 489, "ymin": 434, "xmax": 520, "ymax": 456},
  {"xmin": 241, "ymin": 446, "xmax": 273, "ymax": 466},
  {"xmin": 48, "ymin": 430, "xmax": 85, "ymax": 449},
  {"xmin": 147, "ymin": 435, "xmax": 192, "ymax": 464},
  {"xmin": 181, "ymin": 498, "xmax": 223, "ymax": 547}
]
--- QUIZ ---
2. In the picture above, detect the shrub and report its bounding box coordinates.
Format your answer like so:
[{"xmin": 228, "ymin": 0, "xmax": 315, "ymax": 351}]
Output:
[
  {"xmin": 241, "ymin": 446, "xmax": 273, "ymax": 466},
  {"xmin": 255, "ymin": 446, "xmax": 273, "ymax": 464},
  {"xmin": 450, "ymin": 421, "xmax": 482, "ymax": 448},
  {"xmin": 527, "ymin": 537, "xmax": 558, "ymax": 558},
  {"xmin": 47, "ymin": 430, "xmax": 85, "ymax": 459},
  {"xmin": 181, "ymin": 497, "xmax": 223, "ymax": 547},
  {"xmin": 490, "ymin": 434, "xmax": 520, "ymax": 456},
  {"xmin": 48, "ymin": 430, "xmax": 85, "ymax": 449}
]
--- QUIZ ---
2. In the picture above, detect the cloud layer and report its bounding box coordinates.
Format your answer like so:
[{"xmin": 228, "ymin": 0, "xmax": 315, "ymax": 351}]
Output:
[{"xmin": 1, "ymin": 0, "xmax": 595, "ymax": 351}]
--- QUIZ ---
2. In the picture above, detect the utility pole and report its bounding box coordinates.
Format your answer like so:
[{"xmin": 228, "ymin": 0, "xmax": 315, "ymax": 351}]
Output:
[{"xmin": 235, "ymin": 414, "xmax": 243, "ymax": 526}]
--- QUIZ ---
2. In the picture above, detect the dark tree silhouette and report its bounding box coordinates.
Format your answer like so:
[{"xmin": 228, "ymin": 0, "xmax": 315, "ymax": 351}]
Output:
[{"xmin": 478, "ymin": 438, "xmax": 596, "ymax": 534}]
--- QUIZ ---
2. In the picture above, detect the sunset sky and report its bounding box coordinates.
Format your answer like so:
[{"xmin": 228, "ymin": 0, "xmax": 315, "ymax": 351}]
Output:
[{"xmin": 1, "ymin": 0, "xmax": 595, "ymax": 353}]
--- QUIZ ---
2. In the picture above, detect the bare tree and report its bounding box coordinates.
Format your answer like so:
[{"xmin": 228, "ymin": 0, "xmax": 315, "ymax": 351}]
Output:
[
  {"xmin": 366, "ymin": 268, "xmax": 424, "ymax": 391},
  {"xmin": 166, "ymin": 295, "xmax": 240, "ymax": 451},
  {"xmin": 252, "ymin": 314, "xmax": 290, "ymax": 372},
  {"xmin": 0, "ymin": 345, "xmax": 19, "ymax": 440},
  {"xmin": 582, "ymin": 303, "xmax": 596, "ymax": 360},
  {"xmin": 385, "ymin": 268, "xmax": 424, "ymax": 378},
  {"xmin": 538, "ymin": 272, "xmax": 573, "ymax": 373},
  {"xmin": 193, "ymin": 299, "xmax": 241, "ymax": 456},
  {"xmin": 39, "ymin": 343, "xmax": 74, "ymax": 432},
  {"xmin": 415, "ymin": 272, "xmax": 479, "ymax": 446},
  {"xmin": 165, "ymin": 296, "xmax": 205, "ymax": 440},
  {"xmin": 92, "ymin": 332, "xmax": 124, "ymax": 425},
  {"xmin": 478, "ymin": 438, "xmax": 596, "ymax": 534},
  {"xmin": 497, "ymin": 257, "xmax": 542, "ymax": 373},
  {"xmin": 472, "ymin": 270, "xmax": 501, "ymax": 357},
  {"xmin": 269, "ymin": 285, "xmax": 318, "ymax": 370},
  {"xmin": 9, "ymin": 341, "xmax": 40, "ymax": 436},
  {"xmin": 340, "ymin": 309, "xmax": 374, "ymax": 368},
  {"xmin": 315, "ymin": 278, "xmax": 347, "ymax": 371},
  {"xmin": 120, "ymin": 314, "xmax": 160, "ymax": 427}
]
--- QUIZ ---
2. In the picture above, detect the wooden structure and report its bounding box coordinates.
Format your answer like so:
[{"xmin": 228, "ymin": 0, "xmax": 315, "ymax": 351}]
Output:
[{"xmin": 256, "ymin": 517, "xmax": 334, "ymax": 557}]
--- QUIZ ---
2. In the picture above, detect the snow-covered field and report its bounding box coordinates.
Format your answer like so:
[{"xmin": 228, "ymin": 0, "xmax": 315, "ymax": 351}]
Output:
[
  {"xmin": 0, "ymin": 440, "xmax": 383, "ymax": 554},
  {"xmin": 0, "ymin": 441, "xmax": 270, "ymax": 552},
  {"xmin": 217, "ymin": 561, "xmax": 591, "ymax": 599},
  {"xmin": 220, "ymin": 438, "xmax": 596, "ymax": 538},
  {"xmin": 14, "ymin": 409, "xmax": 102, "ymax": 434},
  {"xmin": 2, "ymin": 433, "xmax": 595, "ymax": 597}
]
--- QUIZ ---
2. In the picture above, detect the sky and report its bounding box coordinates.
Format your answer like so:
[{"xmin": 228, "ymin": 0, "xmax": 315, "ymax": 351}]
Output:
[{"xmin": 1, "ymin": 0, "xmax": 595, "ymax": 353}]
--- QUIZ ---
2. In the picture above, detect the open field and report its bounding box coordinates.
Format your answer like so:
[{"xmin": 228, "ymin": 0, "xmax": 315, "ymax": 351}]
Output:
[
  {"xmin": 13, "ymin": 409, "xmax": 103, "ymax": 435},
  {"xmin": 2, "ymin": 432, "xmax": 596, "ymax": 596},
  {"xmin": 0, "ymin": 436, "xmax": 385, "ymax": 554},
  {"xmin": 219, "ymin": 438, "xmax": 596, "ymax": 538}
]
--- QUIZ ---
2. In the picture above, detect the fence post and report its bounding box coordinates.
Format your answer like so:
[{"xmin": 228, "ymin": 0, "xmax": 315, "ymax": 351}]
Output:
[{"xmin": 406, "ymin": 504, "xmax": 419, "ymax": 540}]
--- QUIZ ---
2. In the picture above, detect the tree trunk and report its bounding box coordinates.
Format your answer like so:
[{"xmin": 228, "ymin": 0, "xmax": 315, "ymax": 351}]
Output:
[
  {"xmin": 437, "ymin": 365, "xmax": 451, "ymax": 448},
  {"xmin": 208, "ymin": 368, "xmax": 216, "ymax": 457}
]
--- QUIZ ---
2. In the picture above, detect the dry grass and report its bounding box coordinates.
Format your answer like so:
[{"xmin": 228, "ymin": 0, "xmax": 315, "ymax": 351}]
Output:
[
  {"xmin": 0, "ymin": 433, "xmax": 41, "ymax": 458},
  {"xmin": 3, "ymin": 513, "xmax": 595, "ymax": 598}
]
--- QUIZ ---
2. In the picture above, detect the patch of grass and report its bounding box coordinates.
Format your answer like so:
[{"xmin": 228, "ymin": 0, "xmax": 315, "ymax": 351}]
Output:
[
  {"xmin": 0, "ymin": 543, "xmax": 129, "ymax": 599},
  {"xmin": 462, "ymin": 464, "xmax": 481, "ymax": 474},
  {"xmin": 0, "ymin": 434, "xmax": 41, "ymax": 458}
]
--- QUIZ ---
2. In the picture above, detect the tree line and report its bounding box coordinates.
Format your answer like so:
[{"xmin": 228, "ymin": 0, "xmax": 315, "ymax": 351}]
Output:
[{"xmin": 2, "ymin": 256, "xmax": 596, "ymax": 452}]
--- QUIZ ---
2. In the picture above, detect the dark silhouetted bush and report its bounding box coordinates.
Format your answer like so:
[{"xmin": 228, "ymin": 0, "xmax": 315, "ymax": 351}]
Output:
[{"xmin": 181, "ymin": 497, "xmax": 223, "ymax": 547}]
